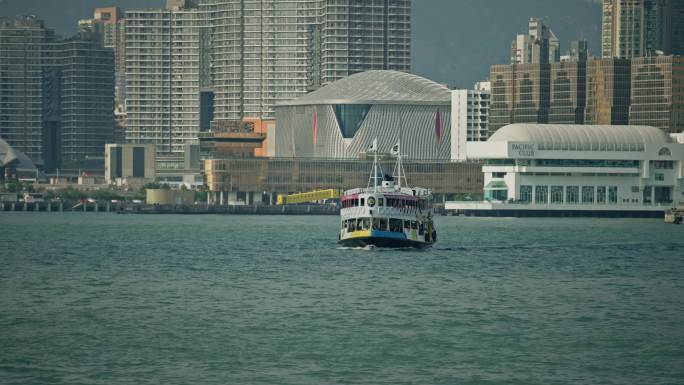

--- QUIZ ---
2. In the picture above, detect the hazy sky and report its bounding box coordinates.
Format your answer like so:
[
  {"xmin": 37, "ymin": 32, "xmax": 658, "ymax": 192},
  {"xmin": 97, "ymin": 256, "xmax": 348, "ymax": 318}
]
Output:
[{"xmin": 0, "ymin": 0, "xmax": 601, "ymax": 87}]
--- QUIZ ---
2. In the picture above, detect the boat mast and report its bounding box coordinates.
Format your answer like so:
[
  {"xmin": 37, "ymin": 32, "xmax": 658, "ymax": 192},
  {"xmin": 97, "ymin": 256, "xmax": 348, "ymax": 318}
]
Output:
[
  {"xmin": 396, "ymin": 110, "xmax": 407, "ymax": 188},
  {"xmin": 394, "ymin": 143, "xmax": 408, "ymax": 189},
  {"xmin": 374, "ymin": 145, "xmax": 378, "ymax": 193},
  {"xmin": 367, "ymin": 138, "xmax": 379, "ymax": 191}
]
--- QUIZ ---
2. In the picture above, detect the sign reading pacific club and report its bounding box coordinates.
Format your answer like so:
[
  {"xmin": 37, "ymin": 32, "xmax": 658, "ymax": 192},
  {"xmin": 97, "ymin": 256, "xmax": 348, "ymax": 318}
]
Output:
[{"xmin": 510, "ymin": 143, "xmax": 536, "ymax": 157}]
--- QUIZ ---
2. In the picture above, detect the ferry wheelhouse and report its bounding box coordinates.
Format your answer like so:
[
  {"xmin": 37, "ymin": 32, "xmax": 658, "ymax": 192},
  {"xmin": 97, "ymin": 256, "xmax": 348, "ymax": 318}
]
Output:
[{"xmin": 338, "ymin": 142, "xmax": 437, "ymax": 249}]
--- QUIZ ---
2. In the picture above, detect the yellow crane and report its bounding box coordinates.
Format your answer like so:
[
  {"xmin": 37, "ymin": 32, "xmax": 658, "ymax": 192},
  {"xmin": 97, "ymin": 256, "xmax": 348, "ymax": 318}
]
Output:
[{"xmin": 277, "ymin": 189, "xmax": 340, "ymax": 205}]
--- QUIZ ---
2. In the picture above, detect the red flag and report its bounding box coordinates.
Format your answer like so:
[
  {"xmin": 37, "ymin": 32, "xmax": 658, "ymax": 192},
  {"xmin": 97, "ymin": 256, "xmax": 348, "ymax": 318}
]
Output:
[{"xmin": 313, "ymin": 111, "xmax": 318, "ymax": 146}]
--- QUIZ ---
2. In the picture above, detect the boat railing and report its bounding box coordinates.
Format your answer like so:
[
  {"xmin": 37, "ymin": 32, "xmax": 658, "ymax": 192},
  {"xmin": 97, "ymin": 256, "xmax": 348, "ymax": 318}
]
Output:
[{"xmin": 343, "ymin": 186, "xmax": 431, "ymax": 197}]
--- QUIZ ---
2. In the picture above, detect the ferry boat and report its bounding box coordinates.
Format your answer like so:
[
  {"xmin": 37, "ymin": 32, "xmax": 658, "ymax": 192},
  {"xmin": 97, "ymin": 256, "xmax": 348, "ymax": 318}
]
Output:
[{"xmin": 338, "ymin": 140, "xmax": 436, "ymax": 249}]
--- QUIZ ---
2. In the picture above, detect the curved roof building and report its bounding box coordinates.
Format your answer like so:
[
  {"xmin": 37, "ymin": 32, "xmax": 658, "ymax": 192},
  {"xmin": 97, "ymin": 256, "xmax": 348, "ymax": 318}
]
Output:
[
  {"xmin": 488, "ymin": 124, "xmax": 672, "ymax": 152},
  {"xmin": 460, "ymin": 123, "xmax": 684, "ymax": 211},
  {"xmin": 275, "ymin": 71, "xmax": 452, "ymax": 160}
]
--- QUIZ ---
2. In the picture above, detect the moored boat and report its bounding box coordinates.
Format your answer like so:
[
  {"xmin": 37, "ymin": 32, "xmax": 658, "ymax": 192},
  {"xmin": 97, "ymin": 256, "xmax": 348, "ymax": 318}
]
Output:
[{"xmin": 338, "ymin": 140, "xmax": 436, "ymax": 249}]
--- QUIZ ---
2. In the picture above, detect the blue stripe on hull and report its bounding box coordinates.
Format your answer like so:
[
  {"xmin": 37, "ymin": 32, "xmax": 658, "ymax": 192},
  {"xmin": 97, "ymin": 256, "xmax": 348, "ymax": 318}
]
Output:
[{"xmin": 338, "ymin": 236, "xmax": 433, "ymax": 249}]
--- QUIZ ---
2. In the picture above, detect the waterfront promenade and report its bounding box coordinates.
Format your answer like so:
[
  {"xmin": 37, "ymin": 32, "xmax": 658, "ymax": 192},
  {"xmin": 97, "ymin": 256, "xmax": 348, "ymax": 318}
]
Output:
[{"xmin": 0, "ymin": 201, "xmax": 340, "ymax": 215}]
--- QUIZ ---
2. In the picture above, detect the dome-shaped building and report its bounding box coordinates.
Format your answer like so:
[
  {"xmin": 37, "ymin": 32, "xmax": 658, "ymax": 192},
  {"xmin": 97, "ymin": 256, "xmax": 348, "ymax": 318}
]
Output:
[{"xmin": 275, "ymin": 70, "xmax": 452, "ymax": 159}]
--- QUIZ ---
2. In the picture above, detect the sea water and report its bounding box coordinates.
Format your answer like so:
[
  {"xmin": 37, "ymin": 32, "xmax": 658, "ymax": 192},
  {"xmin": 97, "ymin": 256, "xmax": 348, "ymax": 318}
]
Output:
[{"xmin": 1, "ymin": 213, "xmax": 683, "ymax": 384}]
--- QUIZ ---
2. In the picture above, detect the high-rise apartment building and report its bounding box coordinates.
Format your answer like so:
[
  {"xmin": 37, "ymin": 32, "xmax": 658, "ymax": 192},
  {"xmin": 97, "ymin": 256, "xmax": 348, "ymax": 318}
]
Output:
[
  {"xmin": 55, "ymin": 35, "xmax": 115, "ymax": 166},
  {"xmin": 630, "ymin": 55, "xmax": 684, "ymax": 133},
  {"xmin": 585, "ymin": 58, "xmax": 631, "ymax": 125},
  {"xmin": 203, "ymin": 0, "xmax": 320, "ymax": 122},
  {"xmin": 511, "ymin": 18, "xmax": 559, "ymax": 65},
  {"xmin": 672, "ymin": 1, "xmax": 684, "ymax": 55},
  {"xmin": 451, "ymin": 82, "xmax": 490, "ymax": 161},
  {"xmin": 125, "ymin": 1, "xmax": 210, "ymax": 167},
  {"xmin": 320, "ymin": 0, "xmax": 411, "ymax": 84},
  {"xmin": 79, "ymin": 8, "xmax": 126, "ymax": 108},
  {"xmin": 123, "ymin": 0, "xmax": 411, "ymax": 168},
  {"xmin": 0, "ymin": 17, "xmax": 50, "ymax": 163},
  {"xmin": 202, "ymin": 0, "xmax": 411, "ymax": 121},
  {"xmin": 1, "ymin": 16, "xmax": 115, "ymax": 170},
  {"xmin": 566, "ymin": 40, "xmax": 589, "ymax": 62},
  {"xmin": 602, "ymin": 0, "xmax": 677, "ymax": 58}
]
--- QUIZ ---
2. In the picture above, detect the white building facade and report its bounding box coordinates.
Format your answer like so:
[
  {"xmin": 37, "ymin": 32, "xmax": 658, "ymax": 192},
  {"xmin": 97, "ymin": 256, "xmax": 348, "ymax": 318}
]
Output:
[
  {"xmin": 452, "ymin": 124, "xmax": 684, "ymax": 215},
  {"xmin": 450, "ymin": 82, "xmax": 490, "ymax": 161}
]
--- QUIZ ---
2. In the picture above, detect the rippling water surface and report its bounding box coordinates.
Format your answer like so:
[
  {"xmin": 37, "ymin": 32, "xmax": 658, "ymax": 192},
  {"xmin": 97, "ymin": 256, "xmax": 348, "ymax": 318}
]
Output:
[{"xmin": 1, "ymin": 213, "xmax": 683, "ymax": 384}]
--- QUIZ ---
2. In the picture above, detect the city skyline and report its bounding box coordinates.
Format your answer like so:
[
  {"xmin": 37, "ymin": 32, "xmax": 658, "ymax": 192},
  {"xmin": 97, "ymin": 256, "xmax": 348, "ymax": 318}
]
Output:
[{"xmin": 0, "ymin": 0, "xmax": 602, "ymax": 87}]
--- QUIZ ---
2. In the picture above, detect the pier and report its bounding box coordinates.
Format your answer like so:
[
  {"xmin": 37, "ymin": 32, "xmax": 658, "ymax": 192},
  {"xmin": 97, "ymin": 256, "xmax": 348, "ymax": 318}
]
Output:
[{"xmin": 0, "ymin": 201, "xmax": 339, "ymax": 215}]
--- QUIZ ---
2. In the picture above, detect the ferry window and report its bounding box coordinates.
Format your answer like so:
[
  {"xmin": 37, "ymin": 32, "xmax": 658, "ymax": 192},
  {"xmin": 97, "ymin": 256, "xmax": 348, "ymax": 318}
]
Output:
[
  {"xmin": 373, "ymin": 218, "xmax": 388, "ymax": 231},
  {"xmin": 378, "ymin": 198, "xmax": 384, "ymax": 207},
  {"xmin": 419, "ymin": 223, "xmax": 425, "ymax": 235},
  {"xmin": 349, "ymin": 220, "xmax": 356, "ymax": 232},
  {"xmin": 404, "ymin": 220, "xmax": 411, "ymax": 229},
  {"xmin": 361, "ymin": 218, "xmax": 371, "ymax": 231},
  {"xmin": 411, "ymin": 221, "xmax": 417, "ymax": 230},
  {"xmin": 367, "ymin": 197, "xmax": 376, "ymax": 207},
  {"xmin": 389, "ymin": 219, "xmax": 403, "ymax": 232}
]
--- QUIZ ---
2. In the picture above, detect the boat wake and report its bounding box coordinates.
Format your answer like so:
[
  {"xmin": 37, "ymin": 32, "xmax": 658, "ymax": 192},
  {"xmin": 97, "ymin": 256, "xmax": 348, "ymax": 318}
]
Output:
[
  {"xmin": 336, "ymin": 245, "xmax": 377, "ymax": 251},
  {"xmin": 336, "ymin": 245, "xmax": 425, "ymax": 252}
]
